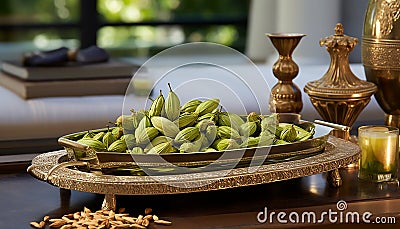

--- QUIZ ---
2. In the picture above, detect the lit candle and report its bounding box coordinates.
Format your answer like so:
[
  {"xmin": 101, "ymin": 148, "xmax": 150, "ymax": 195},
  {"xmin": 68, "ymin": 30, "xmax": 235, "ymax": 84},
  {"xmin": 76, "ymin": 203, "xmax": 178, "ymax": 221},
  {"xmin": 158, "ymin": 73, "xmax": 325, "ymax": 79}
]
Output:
[{"xmin": 358, "ymin": 126, "xmax": 399, "ymax": 182}]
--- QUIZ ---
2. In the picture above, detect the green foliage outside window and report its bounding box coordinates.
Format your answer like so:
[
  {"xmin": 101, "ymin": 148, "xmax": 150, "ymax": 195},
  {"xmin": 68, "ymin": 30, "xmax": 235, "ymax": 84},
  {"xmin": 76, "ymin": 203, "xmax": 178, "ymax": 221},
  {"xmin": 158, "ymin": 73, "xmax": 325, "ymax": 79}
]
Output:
[{"xmin": 0, "ymin": 0, "xmax": 249, "ymax": 58}]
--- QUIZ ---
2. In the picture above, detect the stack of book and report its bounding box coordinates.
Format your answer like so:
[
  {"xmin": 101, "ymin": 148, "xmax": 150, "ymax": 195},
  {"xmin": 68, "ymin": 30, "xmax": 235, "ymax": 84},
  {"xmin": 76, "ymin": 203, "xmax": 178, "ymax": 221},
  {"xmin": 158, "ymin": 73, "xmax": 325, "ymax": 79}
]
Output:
[{"xmin": 0, "ymin": 59, "xmax": 140, "ymax": 99}]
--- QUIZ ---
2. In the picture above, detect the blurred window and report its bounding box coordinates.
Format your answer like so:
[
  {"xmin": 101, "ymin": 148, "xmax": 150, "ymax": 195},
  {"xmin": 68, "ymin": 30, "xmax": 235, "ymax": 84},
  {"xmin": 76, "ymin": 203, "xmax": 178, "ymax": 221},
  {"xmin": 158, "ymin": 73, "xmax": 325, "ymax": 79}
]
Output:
[{"xmin": 0, "ymin": 0, "xmax": 249, "ymax": 59}]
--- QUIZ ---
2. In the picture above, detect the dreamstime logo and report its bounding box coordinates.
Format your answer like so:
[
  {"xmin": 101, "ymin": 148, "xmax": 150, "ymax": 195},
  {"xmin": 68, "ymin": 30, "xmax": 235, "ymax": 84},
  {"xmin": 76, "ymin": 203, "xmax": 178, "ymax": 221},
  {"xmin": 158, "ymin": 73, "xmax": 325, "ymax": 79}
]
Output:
[
  {"xmin": 257, "ymin": 200, "xmax": 396, "ymax": 225},
  {"xmin": 122, "ymin": 42, "xmax": 274, "ymax": 188},
  {"xmin": 336, "ymin": 200, "xmax": 347, "ymax": 211}
]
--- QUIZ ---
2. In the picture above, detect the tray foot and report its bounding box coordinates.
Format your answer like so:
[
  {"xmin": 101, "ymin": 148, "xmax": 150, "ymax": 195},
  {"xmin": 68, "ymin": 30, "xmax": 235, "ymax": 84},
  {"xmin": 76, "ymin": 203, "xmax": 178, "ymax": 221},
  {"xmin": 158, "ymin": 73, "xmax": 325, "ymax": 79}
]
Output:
[
  {"xmin": 327, "ymin": 169, "xmax": 342, "ymax": 188},
  {"xmin": 60, "ymin": 188, "xmax": 71, "ymax": 209},
  {"xmin": 102, "ymin": 194, "xmax": 116, "ymax": 211}
]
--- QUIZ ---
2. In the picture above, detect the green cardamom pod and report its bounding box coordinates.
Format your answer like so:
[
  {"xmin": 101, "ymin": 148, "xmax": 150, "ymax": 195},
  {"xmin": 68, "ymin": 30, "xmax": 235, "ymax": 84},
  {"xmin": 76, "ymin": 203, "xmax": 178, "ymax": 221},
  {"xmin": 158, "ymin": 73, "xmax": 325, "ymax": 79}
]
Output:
[
  {"xmin": 174, "ymin": 126, "xmax": 200, "ymax": 144},
  {"xmin": 277, "ymin": 123, "xmax": 313, "ymax": 142},
  {"xmin": 275, "ymin": 126, "xmax": 284, "ymax": 138},
  {"xmin": 247, "ymin": 112, "xmax": 261, "ymax": 123},
  {"xmin": 296, "ymin": 131, "xmax": 312, "ymax": 141},
  {"xmin": 132, "ymin": 109, "xmax": 146, "ymax": 129},
  {"xmin": 211, "ymin": 138, "xmax": 221, "ymax": 149},
  {"xmin": 217, "ymin": 126, "xmax": 241, "ymax": 140},
  {"xmin": 148, "ymin": 90, "xmax": 165, "ymax": 118},
  {"xmin": 198, "ymin": 133, "xmax": 211, "ymax": 149},
  {"xmin": 260, "ymin": 113, "xmax": 279, "ymax": 134},
  {"xmin": 111, "ymin": 126, "xmax": 123, "ymax": 139},
  {"xmin": 194, "ymin": 98, "xmax": 220, "ymax": 116},
  {"xmin": 197, "ymin": 112, "xmax": 216, "ymax": 122},
  {"xmin": 217, "ymin": 113, "xmax": 231, "ymax": 126},
  {"xmin": 178, "ymin": 134, "xmax": 204, "ymax": 153},
  {"xmin": 121, "ymin": 134, "xmax": 136, "ymax": 149},
  {"xmin": 196, "ymin": 119, "xmax": 215, "ymax": 132},
  {"xmin": 179, "ymin": 142, "xmax": 193, "ymax": 153},
  {"xmin": 180, "ymin": 99, "xmax": 202, "ymax": 113},
  {"xmin": 135, "ymin": 127, "xmax": 159, "ymax": 146},
  {"xmin": 287, "ymin": 123, "xmax": 314, "ymax": 141},
  {"xmin": 151, "ymin": 135, "xmax": 173, "ymax": 146},
  {"xmin": 179, "ymin": 140, "xmax": 201, "ymax": 153},
  {"xmin": 213, "ymin": 138, "xmax": 240, "ymax": 151},
  {"xmin": 217, "ymin": 112, "xmax": 244, "ymax": 131},
  {"xmin": 165, "ymin": 83, "xmax": 181, "ymax": 121},
  {"xmin": 151, "ymin": 116, "xmax": 180, "ymax": 138},
  {"xmin": 82, "ymin": 131, "xmax": 95, "ymax": 139},
  {"xmin": 93, "ymin": 132, "xmax": 105, "ymax": 141},
  {"xmin": 115, "ymin": 115, "xmax": 135, "ymax": 132},
  {"xmin": 240, "ymin": 136, "xmax": 259, "ymax": 148},
  {"xmin": 175, "ymin": 113, "xmax": 198, "ymax": 129},
  {"xmin": 258, "ymin": 132, "xmax": 274, "ymax": 146},
  {"xmin": 103, "ymin": 130, "xmax": 117, "ymax": 148},
  {"xmin": 77, "ymin": 138, "xmax": 107, "ymax": 151},
  {"xmin": 147, "ymin": 142, "xmax": 172, "ymax": 154},
  {"xmin": 274, "ymin": 139, "xmax": 290, "ymax": 145},
  {"xmin": 115, "ymin": 115, "xmax": 123, "ymax": 127},
  {"xmin": 280, "ymin": 124, "xmax": 297, "ymax": 142},
  {"xmin": 107, "ymin": 139, "xmax": 127, "ymax": 152},
  {"xmin": 136, "ymin": 114, "xmax": 152, "ymax": 133},
  {"xmin": 228, "ymin": 112, "xmax": 245, "ymax": 127},
  {"xmin": 239, "ymin": 122, "xmax": 257, "ymax": 137},
  {"xmin": 205, "ymin": 124, "xmax": 217, "ymax": 143},
  {"xmin": 161, "ymin": 104, "xmax": 167, "ymax": 118},
  {"xmin": 144, "ymin": 135, "xmax": 173, "ymax": 153}
]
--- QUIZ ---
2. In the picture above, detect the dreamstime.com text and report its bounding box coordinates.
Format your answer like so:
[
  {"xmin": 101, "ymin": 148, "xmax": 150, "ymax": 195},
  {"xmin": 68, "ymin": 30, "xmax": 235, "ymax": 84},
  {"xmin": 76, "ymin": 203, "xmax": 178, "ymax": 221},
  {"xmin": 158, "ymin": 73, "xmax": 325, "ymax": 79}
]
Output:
[{"xmin": 257, "ymin": 200, "xmax": 396, "ymax": 225}]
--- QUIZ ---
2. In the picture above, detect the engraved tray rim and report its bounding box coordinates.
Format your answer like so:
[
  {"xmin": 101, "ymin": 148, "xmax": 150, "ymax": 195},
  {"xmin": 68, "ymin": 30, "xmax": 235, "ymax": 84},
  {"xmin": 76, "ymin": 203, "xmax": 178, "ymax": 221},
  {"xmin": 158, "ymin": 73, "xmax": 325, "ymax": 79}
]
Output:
[{"xmin": 28, "ymin": 136, "xmax": 360, "ymax": 195}]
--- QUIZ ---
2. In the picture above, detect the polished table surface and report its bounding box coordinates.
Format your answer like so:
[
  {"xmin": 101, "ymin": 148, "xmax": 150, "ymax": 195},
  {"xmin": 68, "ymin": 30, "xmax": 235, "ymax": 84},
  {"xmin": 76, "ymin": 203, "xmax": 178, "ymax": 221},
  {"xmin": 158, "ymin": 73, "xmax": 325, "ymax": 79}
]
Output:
[{"xmin": 0, "ymin": 167, "xmax": 399, "ymax": 229}]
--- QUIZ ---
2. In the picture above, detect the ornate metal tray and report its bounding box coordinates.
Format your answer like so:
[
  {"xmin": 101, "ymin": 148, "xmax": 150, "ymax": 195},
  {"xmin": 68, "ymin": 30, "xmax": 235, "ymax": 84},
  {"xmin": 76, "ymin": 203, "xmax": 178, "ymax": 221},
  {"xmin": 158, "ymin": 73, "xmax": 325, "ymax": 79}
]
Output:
[{"xmin": 28, "ymin": 136, "xmax": 360, "ymax": 210}]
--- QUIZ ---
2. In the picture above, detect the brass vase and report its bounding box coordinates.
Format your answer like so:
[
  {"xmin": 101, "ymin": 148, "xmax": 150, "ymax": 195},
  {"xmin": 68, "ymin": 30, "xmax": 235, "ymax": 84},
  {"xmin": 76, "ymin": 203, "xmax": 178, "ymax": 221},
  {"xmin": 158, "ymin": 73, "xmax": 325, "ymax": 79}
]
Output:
[
  {"xmin": 266, "ymin": 33, "xmax": 306, "ymax": 113},
  {"xmin": 362, "ymin": 0, "xmax": 400, "ymax": 127}
]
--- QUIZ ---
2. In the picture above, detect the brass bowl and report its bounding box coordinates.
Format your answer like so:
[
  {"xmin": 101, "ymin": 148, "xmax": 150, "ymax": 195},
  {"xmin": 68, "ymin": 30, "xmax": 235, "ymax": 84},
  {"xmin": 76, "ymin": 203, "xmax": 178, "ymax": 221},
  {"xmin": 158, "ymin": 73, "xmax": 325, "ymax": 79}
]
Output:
[{"xmin": 57, "ymin": 114, "xmax": 332, "ymax": 168}]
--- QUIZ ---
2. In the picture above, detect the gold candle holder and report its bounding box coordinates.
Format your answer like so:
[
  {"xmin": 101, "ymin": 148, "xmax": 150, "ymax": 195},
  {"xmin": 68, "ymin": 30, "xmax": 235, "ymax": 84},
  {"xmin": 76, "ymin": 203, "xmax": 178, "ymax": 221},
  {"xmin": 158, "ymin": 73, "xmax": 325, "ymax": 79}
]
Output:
[{"xmin": 266, "ymin": 33, "xmax": 306, "ymax": 113}]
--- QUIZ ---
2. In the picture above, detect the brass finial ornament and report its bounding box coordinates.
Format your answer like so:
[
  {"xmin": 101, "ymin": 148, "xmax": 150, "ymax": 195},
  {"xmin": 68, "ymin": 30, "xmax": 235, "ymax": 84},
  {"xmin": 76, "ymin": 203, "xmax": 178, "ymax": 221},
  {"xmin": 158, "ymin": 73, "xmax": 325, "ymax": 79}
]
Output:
[
  {"xmin": 266, "ymin": 33, "xmax": 306, "ymax": 113},
  {"xmin": 304, "ymin": 23, "xmax": 377, "ymax": 139}
]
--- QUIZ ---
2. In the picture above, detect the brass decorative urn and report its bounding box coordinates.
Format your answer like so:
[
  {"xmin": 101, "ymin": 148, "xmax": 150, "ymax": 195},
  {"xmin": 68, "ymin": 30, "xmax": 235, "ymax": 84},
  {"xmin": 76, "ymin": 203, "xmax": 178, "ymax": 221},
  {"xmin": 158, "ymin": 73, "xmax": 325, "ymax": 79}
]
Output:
[
  {"xmin": 362, "ymin": 0, "xmax": 400, "ymax": 127},
  {"xmin": 304, "ymin": 23, "xmax": 377, "ymax": 140}
]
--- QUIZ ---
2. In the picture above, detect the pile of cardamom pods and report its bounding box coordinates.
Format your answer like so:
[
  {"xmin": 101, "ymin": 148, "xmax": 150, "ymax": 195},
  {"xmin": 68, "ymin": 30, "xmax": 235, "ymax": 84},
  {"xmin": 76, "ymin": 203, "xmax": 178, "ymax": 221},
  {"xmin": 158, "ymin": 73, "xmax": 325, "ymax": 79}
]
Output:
[{"xmin": 75, "ymin": 83, "xmax": 314, "ymax": 154}]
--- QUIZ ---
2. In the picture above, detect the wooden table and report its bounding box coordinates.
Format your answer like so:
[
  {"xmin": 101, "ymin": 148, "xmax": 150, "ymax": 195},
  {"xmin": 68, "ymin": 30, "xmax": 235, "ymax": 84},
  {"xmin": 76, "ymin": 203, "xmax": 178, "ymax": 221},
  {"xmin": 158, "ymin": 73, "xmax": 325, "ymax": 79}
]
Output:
[{"xmin": 1, "ymin": 166, "xmax": 399, "ymax": 229}]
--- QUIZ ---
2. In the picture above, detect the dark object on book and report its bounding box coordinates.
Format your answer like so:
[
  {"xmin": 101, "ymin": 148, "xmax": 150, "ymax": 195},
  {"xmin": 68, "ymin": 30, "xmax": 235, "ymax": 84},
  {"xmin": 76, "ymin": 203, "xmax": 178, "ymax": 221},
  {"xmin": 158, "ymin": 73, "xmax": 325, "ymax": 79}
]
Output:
[
  {"xmin": 75, "ymin": 46, "xmax": 110, "ymax": 64},
  {"xmin": 0, "ymin": 71, "xmax": 131, "ymax": 99},
  {"xmin": 23, "ymin": 46, "xmax": 110, "ymax": 67},
  {"xmin": 22, "ymin": 47, "xmax": 69, "ymax": 66},
  {"xmin": 1, "ymin": 59, "xmax": 139, "ymax": 81}
]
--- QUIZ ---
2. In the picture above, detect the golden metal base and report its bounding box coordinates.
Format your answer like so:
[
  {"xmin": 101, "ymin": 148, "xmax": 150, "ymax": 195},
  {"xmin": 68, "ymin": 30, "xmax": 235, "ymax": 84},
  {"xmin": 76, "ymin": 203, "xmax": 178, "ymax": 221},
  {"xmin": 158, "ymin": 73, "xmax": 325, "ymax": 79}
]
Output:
[
  {"xmin": 102, "ymin": 194, "xmax": 117, "ymax": 210},
  {"xmin": 327, "ymin": 169, "xmax": 343, "ymax": 188},
  {"xmin": 330, "ymin": 129, "xmax": 350, "ymax": 141},
  {"xmin": 385, "ymin": 114, "xmax": 400, "ymax": 128}
]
